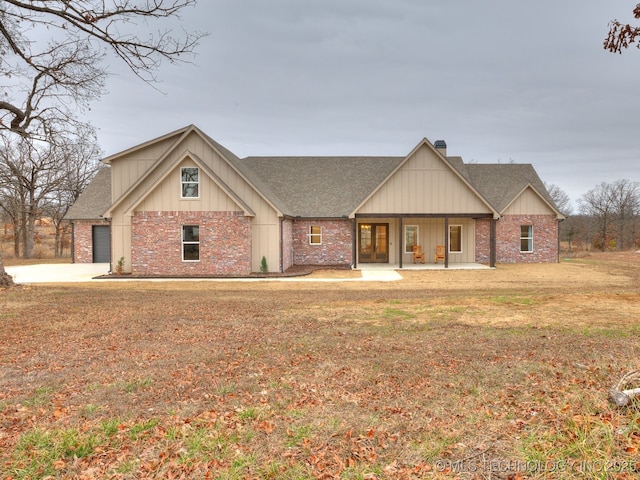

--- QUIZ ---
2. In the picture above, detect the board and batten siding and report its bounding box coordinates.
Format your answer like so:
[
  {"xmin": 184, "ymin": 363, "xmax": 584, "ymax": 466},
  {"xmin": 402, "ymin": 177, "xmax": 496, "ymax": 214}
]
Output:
[
  {"xmin": 503, "ymin": 187, "xmax": 555, "ymax": 215},
  {"xmin": 136, "ymin": 159, "xmax": 241, "ymax": 212},
  {"xmin": 357, "ymin": 145, "xmax": 493, "ymax": 215},
  {"xmin": 109, "ymin": 136, "xmax": 178, "ymax": 200}
]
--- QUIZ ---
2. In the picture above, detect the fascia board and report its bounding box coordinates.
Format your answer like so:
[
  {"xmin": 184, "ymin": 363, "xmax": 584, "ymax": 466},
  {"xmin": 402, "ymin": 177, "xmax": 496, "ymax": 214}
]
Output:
[{"xmin": 101, "ymin": 125, "xmax": 192, "ymax": 165}]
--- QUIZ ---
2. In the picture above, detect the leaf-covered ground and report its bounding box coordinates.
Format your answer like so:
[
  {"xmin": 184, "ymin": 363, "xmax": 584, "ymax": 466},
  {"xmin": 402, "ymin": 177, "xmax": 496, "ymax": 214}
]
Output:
[{"xmin": 1, "ymin": 252, "xmax": 640, "ymax": 479}]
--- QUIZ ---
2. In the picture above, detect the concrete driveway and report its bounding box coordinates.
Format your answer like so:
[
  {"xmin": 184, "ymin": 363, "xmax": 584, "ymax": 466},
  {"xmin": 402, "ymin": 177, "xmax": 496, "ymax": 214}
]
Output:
[
  {"xmin": 4, "ymin": 263, "xmax": 403, "ymax": 283},
  {"xmin": 5, "ymin": 263, "xmax": 110, "ymax": 284}
]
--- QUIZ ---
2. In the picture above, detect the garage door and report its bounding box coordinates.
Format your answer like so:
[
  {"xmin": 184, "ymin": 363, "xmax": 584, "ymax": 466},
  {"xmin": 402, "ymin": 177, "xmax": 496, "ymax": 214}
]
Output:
[{"xmin": 92, "ymin": 225, "xmax": 111, "ymax": 263}]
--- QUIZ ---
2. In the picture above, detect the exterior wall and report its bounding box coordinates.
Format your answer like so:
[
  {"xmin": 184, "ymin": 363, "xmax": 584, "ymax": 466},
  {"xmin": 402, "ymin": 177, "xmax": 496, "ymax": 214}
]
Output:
[
  {"xmin": 506, "ymin": 188, "xmax": 556, "ymax": 215},
  {"xmin": 136, "ymin": 158, "xmax": 241, "ymax": 212},
  {"xmin": 108, "ymin": 133, "xmax": 281, "ymax": 274},
  {"xmin": 293, "ymin": 219, "xmax": 353, "ymax": 266},
  {"xmin": 398, "ymin": 218, "xmax": 476, "ymax": 265},
  {"xmin": 357, "ymin": 145, "xmax": 493, "ymax": 215},
  {"xmin": 72, "ymin": 220, "xmax": 110, "ymax": 264},
  {"xmin": 108, "ymin": 136, "xmax": 178, "ymax": 199},
  {"xmin": 495, "ymin": 214, "xmax": 559, "ymax": 263},
  {"xmin": 131, "ymin": 211, "xmax": 251, "ymax": 276},
  {"xmin": 281, "ymin": 218, "xmax": 294, "ymax": 271},
  {"xmin": 475, "ymin": 218, "xmax": 492, "ymax": 264}
]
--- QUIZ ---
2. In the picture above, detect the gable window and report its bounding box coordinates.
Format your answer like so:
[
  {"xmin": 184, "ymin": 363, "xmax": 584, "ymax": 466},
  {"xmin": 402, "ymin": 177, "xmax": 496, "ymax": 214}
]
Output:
[
  {"xmin": 405, "ymin": 225, "xmax": 418, "ymax": 254},
  {"xmin": 520, "ymin": 225, "xmax": 533, "ymax": 252},
  {"xmin": 182, "ymin": 225, "xmax": 200, "ymax": 261},
  {"xmin": 181, "ymin": 167, "xmax": 199, "ymax": 198},
  {"xmin": 449, "ymin": 225, "xmax": 462, "ymax": 253},
  {"xmin": 309, "ymin": 226, "xmax": 322, "ymax": 245}
]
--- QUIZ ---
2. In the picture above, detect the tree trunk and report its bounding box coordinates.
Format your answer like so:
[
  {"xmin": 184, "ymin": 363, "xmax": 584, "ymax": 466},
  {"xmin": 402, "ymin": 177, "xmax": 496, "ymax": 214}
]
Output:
[
  {"xmin": 0, "ymin": 251, "xmax": 14, "ymax": 287},
  {"xmin": 55, "ymin": 226, "xmax": 62, "ymax": 258},
  {"xmin": 11, "ymin": 219, "xmax": 21, "ymax": 258},
  {"xmin": 25, "ymin": 214, "xmax": 35, "ymax": 259}
]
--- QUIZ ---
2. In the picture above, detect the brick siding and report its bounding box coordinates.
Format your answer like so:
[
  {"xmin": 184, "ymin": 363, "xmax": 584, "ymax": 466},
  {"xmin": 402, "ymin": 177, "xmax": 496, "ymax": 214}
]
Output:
[
  {"xmin": 474, "ymin": 218, "xmax": 492, "ymax": 264},
  {"xmin": 72, "ymin": 220, "xmax": 110, "ymax": 264},
  {"xmin": 131, "ymin": 211, "xmax": 251, "ymax": 276},
  {"xmin": 292, "ymin": 219, "xmax": 353, "ymax": 266},
  {"xmin": 495, "ymin": 214, "xmax": 559, "ymax": 263}
]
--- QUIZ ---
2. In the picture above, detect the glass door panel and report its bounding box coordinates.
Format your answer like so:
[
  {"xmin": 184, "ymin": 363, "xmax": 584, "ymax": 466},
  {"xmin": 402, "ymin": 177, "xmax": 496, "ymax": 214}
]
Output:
[{"xmin": 358, "ymin": 223, "xmax": 389, "ymax": 263}]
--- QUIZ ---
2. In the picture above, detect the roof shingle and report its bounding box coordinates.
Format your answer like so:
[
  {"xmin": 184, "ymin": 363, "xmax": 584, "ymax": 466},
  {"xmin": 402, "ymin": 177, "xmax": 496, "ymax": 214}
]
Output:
[{"xmin": 64, "ymin": 168, "xmax": 111, "ymax": 220}]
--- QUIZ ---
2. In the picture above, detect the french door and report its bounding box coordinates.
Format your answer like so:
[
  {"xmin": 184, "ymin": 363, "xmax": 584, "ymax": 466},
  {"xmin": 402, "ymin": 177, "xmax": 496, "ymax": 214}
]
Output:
[{"xmin": 358, "ymin": 223, "xmax": 389, "ymax": 263}]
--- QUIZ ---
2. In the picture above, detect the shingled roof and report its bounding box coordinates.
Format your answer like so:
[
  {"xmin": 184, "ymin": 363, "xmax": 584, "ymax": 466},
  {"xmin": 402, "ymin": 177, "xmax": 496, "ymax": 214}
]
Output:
[
  {"xmin": 65, "ymin": 167, "xmax": 111, "ymax": 220},
  {"xmin": 461, "ymin": 163, "xmax": 558, "ymax": 214},
  {"xmin": 238, "ymin": 156, "xmax": 404, "ymax": 217},
  {"xmin": 65, "ymin": 127, "xmax": 561, "ymax": 222}
]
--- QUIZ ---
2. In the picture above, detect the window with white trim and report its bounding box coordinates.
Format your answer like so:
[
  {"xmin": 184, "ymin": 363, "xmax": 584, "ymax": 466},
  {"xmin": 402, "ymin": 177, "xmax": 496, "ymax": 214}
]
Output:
[
  {"xmin": 309, "ymin": 225, "xmax": 322, "ymax": 244},
  {"xmin": 405, "ymin": 225, "xmax": 418, "ymax": 254},
  {"xmin": 520, "ymin": 225, "xmax": 533, "ymax": 252},
  {"xmin": 181, "ymin": 167, "xmax": 199, "ymax": 198},
  {"xmin": 182, "ymin": 225, "xmax": 200, "ymax": 261},
  {"xmin": 449, "ymin": 225, "xmax": 462, "ymax": 253}
]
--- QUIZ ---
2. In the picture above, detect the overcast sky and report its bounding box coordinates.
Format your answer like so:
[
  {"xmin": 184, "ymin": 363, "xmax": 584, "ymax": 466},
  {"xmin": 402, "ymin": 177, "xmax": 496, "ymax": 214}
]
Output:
[{"xmin": 86, "ymin": 0, "xmax": 640, "ymax": 210}]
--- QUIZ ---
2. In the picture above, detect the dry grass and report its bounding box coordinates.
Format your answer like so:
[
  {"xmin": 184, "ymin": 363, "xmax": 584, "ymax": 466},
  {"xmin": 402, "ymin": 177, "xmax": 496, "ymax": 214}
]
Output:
[
  {"xmin": 1, "ymin": 224, "xmax": 71, "ymax": 265},
  {"xmin": 1, "ymin": 252, "xmax": 640, "ymax": 479}
]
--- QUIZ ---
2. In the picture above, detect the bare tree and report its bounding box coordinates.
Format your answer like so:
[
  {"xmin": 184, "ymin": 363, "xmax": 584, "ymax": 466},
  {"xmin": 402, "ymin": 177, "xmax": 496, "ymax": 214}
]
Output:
[
  {"xmin": 544, "ymin": 182, "xmax": 573, "ymax": 216},
  {"xmin": 578, "ymin": 182, "xmax": 617, "ymax": 251},
  {"xmin": 0, "ymin": 0, "xmax": 205, "ymax": 286},
  {"xmin": 0, "ymin": 1, "xmax": 204, "ymax": 139},
  {"xmin": 578, "ymin": 180, "xmax": 640, "ymax": 251},
  {"xmin": 604, "ymin": 4, "xmax": 640, "ymax": 53},
  {"xmin": 43, "ymin": 131, "xmax": 102, "ymax": 257},
  {"xmin": 610, "ymin": 179, "xmax": 640, "ymax": 250},
  {"xmin": 0, "ymin": 139, "xmax": 26, "ymax": 257}
]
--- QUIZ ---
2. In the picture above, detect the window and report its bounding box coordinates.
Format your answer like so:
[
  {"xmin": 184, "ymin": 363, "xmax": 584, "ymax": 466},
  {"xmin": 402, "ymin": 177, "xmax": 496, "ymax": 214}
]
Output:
[
  {"xmin": 182, "ymin": 225, "xmax": 200, "ymax": 261},
  {"xmin": 181, "ymin": 167, "xmax": 199, "ymax": 198},
  {"xmin": 449, "ymin": 225, "xmax": 462, "ymax": 253},
  {"xmin": 309, "ymin": 225, "xmax": 322, "ymax": 244},
  {"xmin": 520, "ymin": 225, "xmax": 533, "ymax": 252},
  {"xmin": 405, "ymin": 225, "xmax": 418, "ymax": 253}
]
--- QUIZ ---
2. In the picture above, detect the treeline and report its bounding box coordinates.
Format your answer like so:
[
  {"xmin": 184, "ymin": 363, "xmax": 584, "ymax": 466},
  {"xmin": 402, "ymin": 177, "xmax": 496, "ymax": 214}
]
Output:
[
  {"xmin": 0, "ymin": 131, "xmax": 101, "ymax": 259},
  {"xmin": 558, "ymin": 179, "xmax": 640, "ymax": 252}
]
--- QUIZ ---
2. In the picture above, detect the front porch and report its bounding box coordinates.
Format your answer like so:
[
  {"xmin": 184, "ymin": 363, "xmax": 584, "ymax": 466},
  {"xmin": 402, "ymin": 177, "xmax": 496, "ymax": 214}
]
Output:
[
  {"xmin": 356, "ymin": 262, "xmax": 493, "ymax": 271},
  {"xmin": 354, "ymin": 214, "xmax": 497, "ymax": 269}
]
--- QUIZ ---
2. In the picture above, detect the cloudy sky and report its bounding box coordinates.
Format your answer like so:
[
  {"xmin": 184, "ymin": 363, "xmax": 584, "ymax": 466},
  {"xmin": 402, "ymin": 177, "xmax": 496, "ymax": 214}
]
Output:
[{"xmin": 86, "ymin": 0, "xmax": 640, "ymax": 210}]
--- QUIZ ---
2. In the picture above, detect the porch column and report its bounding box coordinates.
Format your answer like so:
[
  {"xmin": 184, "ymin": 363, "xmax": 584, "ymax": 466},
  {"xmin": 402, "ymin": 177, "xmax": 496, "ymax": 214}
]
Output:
[
  {"xmin": 444, "ymin": 216, "xmax": 449, "ymax": 268},
  {"xmin": 490, "ymin": 217, "xmax": 497, "ymax": 268},
  {"xmin": 399, "ymin": 216, "xmax": 403, "ymax": 268}
]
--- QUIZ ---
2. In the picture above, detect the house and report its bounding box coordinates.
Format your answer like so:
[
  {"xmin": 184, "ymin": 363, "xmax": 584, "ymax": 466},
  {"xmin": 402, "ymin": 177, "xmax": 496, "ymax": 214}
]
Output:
[{"xmin": 65, "ymin": 125, "xmax": 565, "ymax": 275}]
